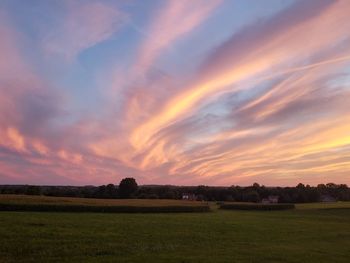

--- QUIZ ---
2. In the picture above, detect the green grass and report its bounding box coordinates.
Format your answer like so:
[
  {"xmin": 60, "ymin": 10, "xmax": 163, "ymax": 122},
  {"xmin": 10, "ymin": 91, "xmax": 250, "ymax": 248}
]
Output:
[{"xmin": 0, "ymin": 199, "xmax": 349, "ymax": 263}]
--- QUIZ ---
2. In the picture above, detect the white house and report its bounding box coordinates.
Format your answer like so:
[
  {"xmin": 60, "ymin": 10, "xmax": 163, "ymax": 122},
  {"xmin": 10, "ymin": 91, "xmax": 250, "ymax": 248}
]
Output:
[
  {"xmin": 262, "ymin": 195, "xmax": 279, "ymax": 204},
  {"xmin": 182, "ymin": 193, "xmax": 196, "ymax": 201}
]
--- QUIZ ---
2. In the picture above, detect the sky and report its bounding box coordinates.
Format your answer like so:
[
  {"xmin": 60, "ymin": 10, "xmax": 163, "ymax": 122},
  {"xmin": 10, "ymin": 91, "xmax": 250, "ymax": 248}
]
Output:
[{"xmin": 0, "ymin": 0, "xmax": 350, "ymax": 186}]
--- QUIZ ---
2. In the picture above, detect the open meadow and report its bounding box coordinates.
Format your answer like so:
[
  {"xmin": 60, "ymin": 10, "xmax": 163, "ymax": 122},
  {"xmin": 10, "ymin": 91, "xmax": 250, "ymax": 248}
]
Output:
[{"xmin": 0, "ymin": 195, "xmax": 349, "ymax": 263}]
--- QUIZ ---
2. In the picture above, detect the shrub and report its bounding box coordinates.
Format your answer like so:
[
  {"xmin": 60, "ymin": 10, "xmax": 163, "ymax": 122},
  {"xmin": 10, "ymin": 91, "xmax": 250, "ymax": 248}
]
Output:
[{"xmin": 220, "ymin": 203, "xmax": 295, "ymax": 211}]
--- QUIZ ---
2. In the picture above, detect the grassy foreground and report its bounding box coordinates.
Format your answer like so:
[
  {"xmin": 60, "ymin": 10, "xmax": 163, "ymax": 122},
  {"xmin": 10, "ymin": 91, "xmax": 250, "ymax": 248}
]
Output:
[{"xmin": 0, "ymin": 200, "xmax": 349, "ymax": 263}]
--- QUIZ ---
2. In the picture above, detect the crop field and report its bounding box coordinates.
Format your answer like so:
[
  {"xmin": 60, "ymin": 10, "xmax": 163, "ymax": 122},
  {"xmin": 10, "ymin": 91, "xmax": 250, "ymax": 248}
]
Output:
[
  {"xmin": 0, "ymin": 195, "xmax": 209, "ymax": 213},
  {"xmin": 0, "ymin": 194, "xmax": 208, "ymax": 207},
  {"xmin": 0, "ymin": 196, "xmax": 349, "ymax": 263}
]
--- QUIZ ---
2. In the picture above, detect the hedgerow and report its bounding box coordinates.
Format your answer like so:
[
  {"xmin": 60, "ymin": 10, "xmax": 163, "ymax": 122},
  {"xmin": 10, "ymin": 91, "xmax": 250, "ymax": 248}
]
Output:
[{"xmin": 220, "ymin": 203, "xmax": 295, "ymax": 211}]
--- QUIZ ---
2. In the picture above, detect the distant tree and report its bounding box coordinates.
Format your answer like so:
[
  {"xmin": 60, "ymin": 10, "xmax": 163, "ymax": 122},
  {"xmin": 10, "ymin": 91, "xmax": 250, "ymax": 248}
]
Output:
[
  {"xmin": 305, "ymin": 186, "xmax": 320, "ymax": 202},
  {"xmin": 25, "ymin": 185, "xmax": 41, "ymax": 195},
  {"xmin": 118, "ymin": 178, "xmax": 138, "ymax": 198},
  {"xmin": 163, "ymin": 191, "xmax": 176, "ymax": 199},
  {"xmin": 326, "ymin": 183, "xmax": 337, "ymax": 188},
  {"xmin": 196, "ymin": 194, "xmax": 206, "ymax": 201},
  {"xmin": 279, "ymin": 192, "xmax": 292, "ymax": 203},
  {"xmin": 243, "ymin": 190, "xmax": 260, "ymax": 203},
  {"xmin": 147, "ymin": 193, "xmax": 159, "ymax": 199},
  {"xmin": 1, "ymin": 181, "xmax": 348, "ymax": 203},
  {"xmin": 317, "ymin": 184, "xmax": 327, "ymax": 194},
  {"xmin": 296, "ymin": 183, "xmax": 305, "ymax": 189},
  {"xmin": 96, "ymin": 185, "xmax": 107, "ymax": 198},
  {"xmin": 105, "ymin": 184, "xmax": 117, "ymax": 199},
  {"xmin": 295, "ymin": 192, "xmax": 307, "ymax": 203},
  {"xmin": 252, "ymin": 183, "xmax": 260, "ymax": 189},
  {"xmin": 225, "ymin": 195, "xmax": 234, "ymax": 202}
]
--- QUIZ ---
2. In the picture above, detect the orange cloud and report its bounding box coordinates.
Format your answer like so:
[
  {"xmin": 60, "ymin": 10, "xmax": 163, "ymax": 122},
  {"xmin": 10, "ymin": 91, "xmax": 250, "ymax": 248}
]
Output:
[
  {"xmin": 5, "ymin": 127, "xmax": 26, "ymax": 152},
  {"xmin": 131, "ymin": 1, "xmax": 350, "ymax": 153}
]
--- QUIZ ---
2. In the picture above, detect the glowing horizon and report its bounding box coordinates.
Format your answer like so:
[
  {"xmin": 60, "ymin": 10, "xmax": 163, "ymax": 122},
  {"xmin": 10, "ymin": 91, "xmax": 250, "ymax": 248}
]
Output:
[{"xmin": 0, "ymin": 0, "xmax": 350, "ymax": 186}]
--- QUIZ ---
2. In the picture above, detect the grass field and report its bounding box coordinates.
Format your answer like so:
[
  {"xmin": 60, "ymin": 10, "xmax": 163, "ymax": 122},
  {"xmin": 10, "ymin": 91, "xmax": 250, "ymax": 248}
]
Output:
[{"xmin": 0, "ymin": 196, "xmax": 349, "ymax": 262}]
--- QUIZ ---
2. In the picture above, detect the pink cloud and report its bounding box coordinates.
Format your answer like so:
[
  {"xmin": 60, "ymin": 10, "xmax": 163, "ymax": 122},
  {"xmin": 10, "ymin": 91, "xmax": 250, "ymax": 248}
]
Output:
[
  {"xmin": 128, "ymin": 0, "xmax": 350, "ymax": 155},
  {"xmin": 133, "ymin": 0, "xmax": 222, "ymax": 75},
  {"xmin": 1, "ymin": 1, "xmax": 350, "ymax": 186},
  {"xmin": 109, "ymin": 0, "xmax": 222, "ymax": 128}
]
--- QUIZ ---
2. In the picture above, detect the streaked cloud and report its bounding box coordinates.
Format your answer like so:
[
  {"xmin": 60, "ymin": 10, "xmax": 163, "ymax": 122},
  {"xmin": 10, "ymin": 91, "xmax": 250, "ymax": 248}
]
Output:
[
  {"xmin": 0, "ymin": 0, "xmax": 349, "ymax": 185},
  {"xmin": 43, "ymin": 1, "xmax": 127, "ymax": 60},
  {"xmin": 133, "ymin": 0, "xmax": 222, "ymax": 75}
]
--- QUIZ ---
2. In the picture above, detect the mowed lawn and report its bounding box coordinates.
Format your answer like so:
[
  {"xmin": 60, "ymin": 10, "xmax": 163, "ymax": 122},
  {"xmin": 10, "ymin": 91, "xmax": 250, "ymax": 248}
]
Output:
[{"xmin": 0, "ymin": 200, "xmax": 349, "ymax": 263}]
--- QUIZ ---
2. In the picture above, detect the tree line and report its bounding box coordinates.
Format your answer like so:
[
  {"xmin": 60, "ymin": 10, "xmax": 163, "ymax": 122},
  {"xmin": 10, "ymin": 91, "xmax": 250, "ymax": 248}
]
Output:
[{"xmin": 0, "ymin": 179, "xmax": 349, "ymax": 203}]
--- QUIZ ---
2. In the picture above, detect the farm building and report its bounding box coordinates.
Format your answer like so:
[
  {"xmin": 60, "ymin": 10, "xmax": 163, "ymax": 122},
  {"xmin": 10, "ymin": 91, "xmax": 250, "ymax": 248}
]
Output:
[
  {"xmin": 320, "ymin": 195, "xmax": 337, "ymax": 202},
  {"xmin": 261, "ymin": 195, "xmax": 279, "ymax": 204},
  {"xmin": 182, "ymin": 193, "xmax": 197, "ymax": 201}
]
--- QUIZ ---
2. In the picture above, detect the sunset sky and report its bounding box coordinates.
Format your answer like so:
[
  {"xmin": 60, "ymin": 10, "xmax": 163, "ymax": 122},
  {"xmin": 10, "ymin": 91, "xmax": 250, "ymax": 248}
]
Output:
[{"xmin": 1, "ymin": 0, "xmax": 350, "ymax": 186}]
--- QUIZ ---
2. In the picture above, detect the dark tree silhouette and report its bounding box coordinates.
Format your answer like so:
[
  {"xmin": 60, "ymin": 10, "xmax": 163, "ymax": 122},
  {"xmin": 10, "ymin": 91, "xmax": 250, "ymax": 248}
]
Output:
[
  {"xmin": 25, "ymin": 185, "xmax": 41, "ymax": 195},
  {"xmin": 118, "ymin": 178, "xmax": 138, "ymax": 198},
  {"xmin": 0, "ymin": 182, "xmax": 349, "ymax": 203}
]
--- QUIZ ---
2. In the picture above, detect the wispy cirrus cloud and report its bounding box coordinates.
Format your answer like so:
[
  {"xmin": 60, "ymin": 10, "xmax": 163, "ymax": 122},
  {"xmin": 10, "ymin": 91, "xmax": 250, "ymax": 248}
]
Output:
[
  {"xmin": 133, "ymin": 0, "xmax": 222, "ymax": 75},
  {"xmin": 43, "ymin": 1, "xmax": 127, "ymax": 60},
  {"xmin": 111, "ymin": 0, "xmax": 222, "ymax": 126},
  {"xmin": 0, "ymin": 12, "xmax": 131, "ymax": 185},
  {"xmin": 1, "ymin": 0, "xmax": 350, "ymax": 186},
  {"xmin": 111, "ymin": 0, "xmax": 350, "ymax": 185},
  {"xmin": 129, "ymin": 0, "xmax": 350, "ymax": 156}
]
